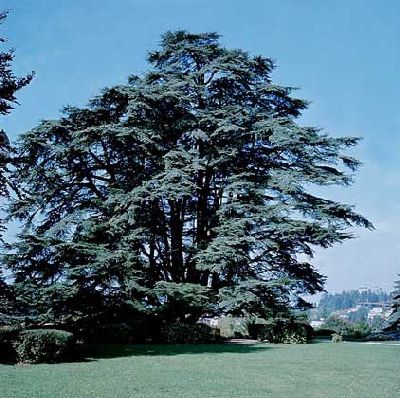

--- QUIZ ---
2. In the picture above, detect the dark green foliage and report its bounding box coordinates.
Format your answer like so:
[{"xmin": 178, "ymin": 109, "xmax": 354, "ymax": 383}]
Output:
[
  {"xmin": 312, "ymin": 328, "xmax": 336, "ymax": 338},
  {"xmin": 160, "ymin": 322, "xmax": 214, "ymax": 343},
  {"xmin": 83, "ymin": 321, "xmax": 152, "ymax": 344},
  {"xmin": 4, "ymin": 31, "xmax": 371, "ymax": 326},
  {"xmin": 366, "ymin": 333, "xmax": 395, "ymax": 342},
  {"xmin": 0, "ymin": 325, "xmax": 19, "ymax": 362},
  {"xmin": 153, "ymin": 282, "xmax": 214, "ymax": 323},
  {"xmin": 14, "ymin": 329, "xmax": 74, "ymax": 363},
  {"xmin": 321, "ymin": 316, "xmax": 371, "ymax": 340},
  {"xmin": 0, "ymin": 11, "xmax": 33, "ymax": 201},
  {"xmin": 0, "ymin": 273, "xmax": 17, "ymax": 323},
  {"xmin": 248, "ymin": 319, "xmax": 311, "ymax": 343},
  {"xmin": 321, "ymin": 315, "xmax": 349, "ymax": 334},
  {"xmin": 344, "ymin": 322, "xmax": 371, "ymax": 340},
  {"xmin": 0, "ymin": 12, "xmax": 33, "ymax": 117},
  {"xmin": 0, "ymin": 11, "xmax": 33, "ymax": 320},
  {"xmin": 384, "ymin": 275, "xmax": 400, "ymax": 331}
]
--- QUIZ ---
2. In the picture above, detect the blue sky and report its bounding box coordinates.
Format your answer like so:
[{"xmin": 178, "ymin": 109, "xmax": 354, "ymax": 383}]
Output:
[{"xmin": 1, "ymin": 0, "xmax": 399, "ymax": 292}]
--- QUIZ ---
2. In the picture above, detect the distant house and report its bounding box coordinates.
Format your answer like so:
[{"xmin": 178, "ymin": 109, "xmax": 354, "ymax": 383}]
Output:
[{"xmin": 367, "ymin": 307, "xmax": 391, "ymax": 321}]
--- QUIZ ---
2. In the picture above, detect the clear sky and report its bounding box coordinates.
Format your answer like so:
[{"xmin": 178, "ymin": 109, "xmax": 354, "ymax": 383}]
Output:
[{"xmin": 1, "ymin": 0, "xmax": 399, "ymax": 293}]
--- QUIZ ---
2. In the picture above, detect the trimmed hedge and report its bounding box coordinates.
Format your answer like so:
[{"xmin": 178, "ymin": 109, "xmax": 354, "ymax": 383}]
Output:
[
  {"xmin": 160, "ymin": 322, "xmax": 214, "ymax": 343},
  {"xmin": 15, "ymin": 329, "xmax": 75, "ymax": 363},
  {"xmin": 248, "ymin": 319, "xmax": 311, "ymax": 344}
]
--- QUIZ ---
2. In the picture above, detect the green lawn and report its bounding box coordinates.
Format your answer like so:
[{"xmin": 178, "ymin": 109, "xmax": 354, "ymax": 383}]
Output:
[{"xmin": 1, "ymin": 342, "xmax": 399, "ymax": 398}]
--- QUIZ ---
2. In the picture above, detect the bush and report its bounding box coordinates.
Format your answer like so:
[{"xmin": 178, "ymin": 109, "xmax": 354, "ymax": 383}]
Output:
[
  {"xmin": 83, "ymin": 321, "xmax": 151, "ymax": 344},
  {"xmin": 321, "ymin": 316, "xmax": 349, "ymax": 334},
  {"xmin": 331, "ymin": 333, "xmax": 343, "ymax": 343},
  {"xmin": 14, "ymin": 329, "xmax": 75, "ymax": 363},
  {"xmin": 313, "ymin": 328, "xmax": 336, "ymax": 338},
  {"xmin": 247, "ymin": 322, "xmax": 265, "ymax": 339},
  {"xmin": 218, "ymin": 317, "xmax": 248, "ymax": 339},
  {"xmin": 317, "ymin": 320, "xmax": 372, "ymax": 340},
  {"xmin": 0, "ymin": 326, "xmax": 20, "ymax": 363},
  {"xmin": 160, "ymin": 322, "xmax": 214, "ymax": 343},
  {"xmin": 344, "ymin": 323, "xmax": 371, "ymax": 340},
  {"xmin": 366, "ymin": 333, "xmax": 395, "ymax": 342},
  {"xmin": 249, "ymin": 319, "xmax": 311, "ymax": 344}
]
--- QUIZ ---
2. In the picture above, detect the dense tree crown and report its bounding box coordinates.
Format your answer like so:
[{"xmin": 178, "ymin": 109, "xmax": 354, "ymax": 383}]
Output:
[{"xmin": 4, "ymin": 31, "xmax": 371, "ymax": 325}]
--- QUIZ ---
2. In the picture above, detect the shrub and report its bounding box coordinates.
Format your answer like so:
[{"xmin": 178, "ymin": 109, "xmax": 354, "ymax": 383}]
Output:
[
  {"xmin": 344, "ymin": 323, "xmax": 371, "ymax": 340},
  {"xmin": 322, "ymin": 316, "xmax": 349, "ymax": 334},
  {"xmin": 248, "ymin": 322, "xmax": 266, "ymax": 340},
  {"xmin": 331, "ymin": 333, "xmax": 343, "ymax": 343},
  {"xmin": 83, "ymin": 321, "xmax": 151, "ymax": 344},
  {"xmin": 160, "ymin": 322, "xmax": 214, "ymax": 343},
  {"xmin": 0, "ymin": 326, "xmax": 20, "ymax": 363},
  {"xmin": 313, "ymin": 328, "xmax": 336, "ymax": 338},
  {"xmin": 249, "ymin": 319, "xmax": 311, "ymax": 344},
  {"xmin": 218, "ymin": 317, "xmax": 248, "ymax": 339},
  {"xmin": 302, "ymin": 323, "xmax": 314, "ymax": 340},
  {"xmin": 14, "ymin": 329, "xmax": 74, "ymax": 363},
  {"xmin": 366, "ymin": 333, "xmax": 395, "ymax": 342},
  {"xmin": 281, "ymin": 332, "xmax": 307, "ymax": 344},
  {"xmin": 317, "ymin": 320, "xmax": 372, "ymax": 340}
]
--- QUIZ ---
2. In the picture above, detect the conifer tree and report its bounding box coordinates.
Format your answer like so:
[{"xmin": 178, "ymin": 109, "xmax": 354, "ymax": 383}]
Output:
[
  {"xmin": 385, "ymin": 275, "xmax": 400, "ymax": 331},
  {"xmin": 0, "ymin": 11, "xmax": 33, "ymax": 322},
  {"xmin": 5, "ymin": 31, "xmax": 371, "ymax": 325},
  {"xmin": 0, "ymin": 10, "xmax": 34, "ymax": 201}
]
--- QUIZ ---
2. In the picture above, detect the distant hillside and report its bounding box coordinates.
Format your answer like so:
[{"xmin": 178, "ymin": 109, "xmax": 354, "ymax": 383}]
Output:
[{"xmin": 314, "ymin": 289, "xmax": 392, "ymax": 321}]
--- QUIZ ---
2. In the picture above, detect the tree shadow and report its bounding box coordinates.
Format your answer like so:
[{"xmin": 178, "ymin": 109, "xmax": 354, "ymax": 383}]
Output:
[
  {"xmin": 309, "ymin": 337, "xmax": 331, "ymax": 344},
  {"xmin": 76, "ymin": 342, "xmax": 275, "ymax": 361},
  {"xmin": 0, "ymin": 342, "xmax": 275, "ymax": 365}
]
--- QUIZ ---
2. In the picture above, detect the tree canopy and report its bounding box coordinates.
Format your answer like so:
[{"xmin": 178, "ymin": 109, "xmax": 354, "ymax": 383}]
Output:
[
  {"xmin": 4, "ymin": 31, "xmax": 371, "ymax": 327},
  {"xmin": 0, "ymin": 11, "xmax": 33, "ymax": 196},
  {"xmin": 0, "ymin": 12, "xmax": 33, "ymax": 118},
  {"xmin": 0, "ymin": 11, "xmax": 33, "ymax": 321}
]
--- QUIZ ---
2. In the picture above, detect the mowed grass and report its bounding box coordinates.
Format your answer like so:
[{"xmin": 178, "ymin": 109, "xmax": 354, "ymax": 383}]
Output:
[{"xmin": 1, "ymin": 342, "xmax": 399, "ymax": 398}]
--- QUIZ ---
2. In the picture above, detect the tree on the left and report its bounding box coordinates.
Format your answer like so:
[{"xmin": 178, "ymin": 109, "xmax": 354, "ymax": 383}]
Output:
[
  {"xmin": 0, "ymin": 11, "xmax": 33, "ymax": 320},
  {"xmin": 0, "ymin": 12, "xmax": 33, "ymax": 115},
  {"xmin": 0, "ymin": 10, "xmax": 33, "ymax": 194}
]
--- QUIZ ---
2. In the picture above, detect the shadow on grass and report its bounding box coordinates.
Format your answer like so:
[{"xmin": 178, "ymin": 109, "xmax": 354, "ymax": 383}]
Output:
[
  {"xmin": 310, "ymin": 337, "xmax": 332, "ymax": 344},
  {"xmin": 76, "ymin": 342, "xmax": 275, "ymax": 361}
]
